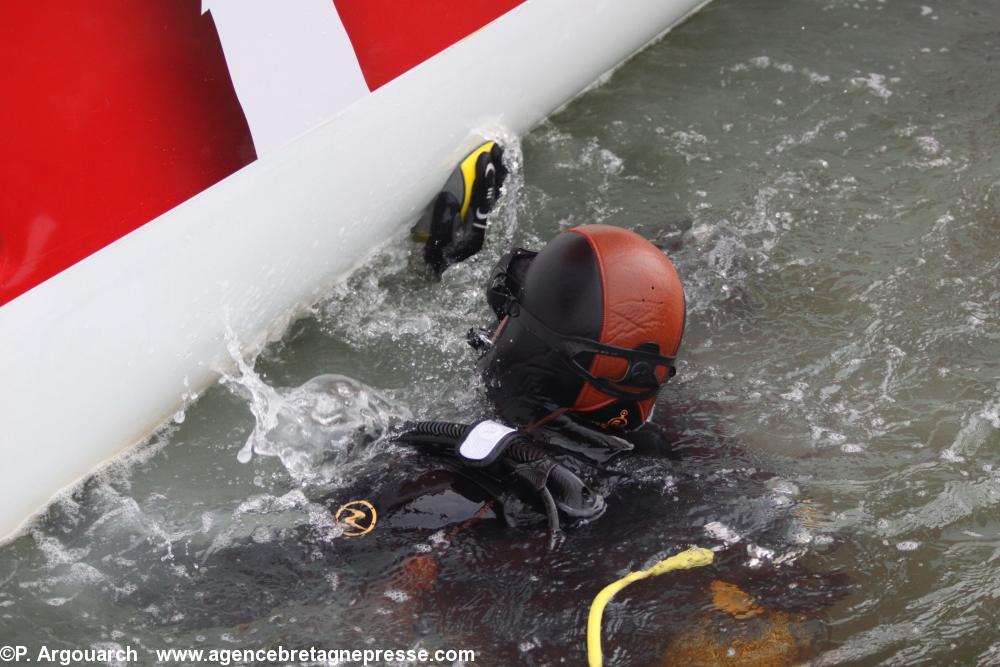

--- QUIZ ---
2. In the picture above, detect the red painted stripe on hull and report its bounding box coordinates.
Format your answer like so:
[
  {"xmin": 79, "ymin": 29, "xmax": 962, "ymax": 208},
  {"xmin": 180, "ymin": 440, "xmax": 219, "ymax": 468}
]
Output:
[
  {"xmin": 0, "ymin": 1, "xmax": 254, "ymax": 306},
  {"xmin": 333, "ymin": 0, "xmax": 526, "ymax": 91},
  {"xmin": 0, "ymin": 0, "xmax": 528, "ymax": 307}
]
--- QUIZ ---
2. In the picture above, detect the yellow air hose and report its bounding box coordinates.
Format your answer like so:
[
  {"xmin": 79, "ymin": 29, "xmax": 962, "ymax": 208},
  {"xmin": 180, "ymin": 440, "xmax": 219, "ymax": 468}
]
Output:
[{"xmin": 587, "ymin": 547, "xmax": 714, "ymax": 667}]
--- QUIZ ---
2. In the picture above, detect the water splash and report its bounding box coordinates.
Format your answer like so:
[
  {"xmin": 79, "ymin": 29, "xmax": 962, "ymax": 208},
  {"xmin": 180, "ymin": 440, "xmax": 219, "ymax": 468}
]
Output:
[{"xmin": 222, "ymin": 331, "xmax": 410, "ymax": 487}]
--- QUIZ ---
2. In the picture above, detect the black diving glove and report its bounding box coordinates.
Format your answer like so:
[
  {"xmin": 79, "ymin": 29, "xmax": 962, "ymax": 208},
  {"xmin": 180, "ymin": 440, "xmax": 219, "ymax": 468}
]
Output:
[{"xmin": 422, "ymin": 143, "xmax": 507, "ymax": 276}]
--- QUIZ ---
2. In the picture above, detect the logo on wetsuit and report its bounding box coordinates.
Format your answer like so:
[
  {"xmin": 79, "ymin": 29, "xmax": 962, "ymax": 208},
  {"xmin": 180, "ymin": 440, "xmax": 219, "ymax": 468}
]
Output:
[
  {"xmin": 605, "ymin": 409, "xmax": 629, "ymax": 429},
  {"xmin": 335, "ymin": 499, "xmax": 378, "ymax": 537}
]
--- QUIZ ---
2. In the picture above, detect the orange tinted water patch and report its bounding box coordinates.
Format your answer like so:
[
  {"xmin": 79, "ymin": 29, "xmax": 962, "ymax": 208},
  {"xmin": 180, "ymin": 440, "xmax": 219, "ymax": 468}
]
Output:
[
  {"xmin": 711, "ymin": 580, "xmax": 765, "ymax": 620},
  {"xmin": 662, "ymin": 613, "xmax": 812, "ymax": 666},
  {"xmin": 657, "ymin": 581, "xmax": 821, "ymax": 666},
  {"xmin": 390, "ymin": 501, "xmax": 494, "ymax": 598},
  {"xmin": 394, "ymin": 554, "xmax": 441, "ymax": 595}
]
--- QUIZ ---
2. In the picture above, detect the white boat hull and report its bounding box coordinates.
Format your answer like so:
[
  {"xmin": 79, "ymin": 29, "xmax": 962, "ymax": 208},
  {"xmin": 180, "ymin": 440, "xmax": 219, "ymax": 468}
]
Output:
[{"xmin": 0, "ymin": 0, "xmax": 710, "ymax": 541}]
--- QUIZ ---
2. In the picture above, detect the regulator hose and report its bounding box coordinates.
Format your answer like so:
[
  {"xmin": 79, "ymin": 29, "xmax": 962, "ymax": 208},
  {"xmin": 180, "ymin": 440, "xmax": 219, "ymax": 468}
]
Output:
[
  {"xmin": 539, "ymin": 487, "xmax": 561, "ymax": 549},
  {"xmin": 400, "ymin": 421, "xmax": 470, "ymax": 442},
  {"xmin": 506, "ymin": 439, "xmax": 550, "ymax": 463},
  {"xmin": 399, "ymin": 421, "xmax": 595, "ymax": 544}
]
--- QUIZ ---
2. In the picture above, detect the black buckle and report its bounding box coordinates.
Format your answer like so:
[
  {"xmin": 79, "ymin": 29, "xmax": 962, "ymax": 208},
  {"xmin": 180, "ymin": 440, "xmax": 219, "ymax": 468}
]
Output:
[{"xmin": 486, "ymin": 248, "xmax": 537, "ymax": 319}]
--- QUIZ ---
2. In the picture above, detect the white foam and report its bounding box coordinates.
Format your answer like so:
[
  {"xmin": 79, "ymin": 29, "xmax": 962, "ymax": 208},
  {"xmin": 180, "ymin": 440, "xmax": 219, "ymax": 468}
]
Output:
[
  {"xmin": 916, "ymin": 136, "xmax": 941, "ymax": 155},
  {"xmin": 223, "ymin": 334, "xmax": 409, "ymax": 486},
  {"xmin": 942, "ymin": 396, "xmax": 1000, "ymax": 462},
  {"xmin": 383, "ymin": 589, "xmax": 410, "ymax": 603},
  {"xmin": 849, "ymin": 73, "xmax": 893, "ymax": 100},
  {"xmin": 805, "ymin": 69, "xmax": 831, "ymax": 84},
  {"xmin": 704, "ymin": 520, "xmax": 742, "ymax": 544},
  {"xmin": 781, "ymin": 383, "xmax": 806, "ymax": 402},
  {"xmin": 746, "ymin": 543, "xmax": 775, "ymax": 568}
]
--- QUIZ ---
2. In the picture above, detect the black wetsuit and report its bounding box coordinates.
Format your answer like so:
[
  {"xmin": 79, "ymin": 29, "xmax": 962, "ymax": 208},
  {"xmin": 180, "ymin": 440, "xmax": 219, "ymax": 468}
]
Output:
[{"xmin": 129, "ymin": 409, "xmax": 845, "ymax": 667}]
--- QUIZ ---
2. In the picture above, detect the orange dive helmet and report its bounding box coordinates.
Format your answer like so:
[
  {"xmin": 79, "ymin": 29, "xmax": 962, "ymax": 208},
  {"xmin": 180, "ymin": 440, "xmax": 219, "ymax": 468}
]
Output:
[{"xmin": 477, "ymin": 224, "xmax": 685, "ymax": 431}]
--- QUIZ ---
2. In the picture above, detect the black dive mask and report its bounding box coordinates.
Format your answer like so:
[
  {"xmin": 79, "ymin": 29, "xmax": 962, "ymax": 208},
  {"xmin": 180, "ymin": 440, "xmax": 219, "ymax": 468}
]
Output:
[{"xmin": 477, "ymin": 248, "xmax": 677, "ymax": 402}]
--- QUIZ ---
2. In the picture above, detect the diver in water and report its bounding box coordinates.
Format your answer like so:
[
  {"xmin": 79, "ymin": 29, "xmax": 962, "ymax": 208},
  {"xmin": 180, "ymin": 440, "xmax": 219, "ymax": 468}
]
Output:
[
  {"xmin": 387, "ymin": 141, "xmax": 837, "ymax": 663},
  {"xmin": 398, "ymin": 141, "xmax": 687, "ymax": 538},
  {"xmin": 134, "ymin": 141, "xmax": 840, "ymax": 665}
]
